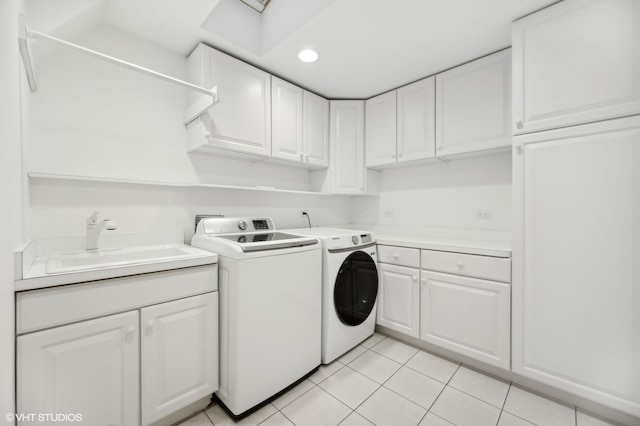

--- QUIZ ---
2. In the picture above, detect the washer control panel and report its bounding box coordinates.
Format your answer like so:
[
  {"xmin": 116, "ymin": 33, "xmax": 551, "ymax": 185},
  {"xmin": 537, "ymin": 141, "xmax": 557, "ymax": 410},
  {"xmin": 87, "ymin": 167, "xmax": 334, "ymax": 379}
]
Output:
[{"xmin": 199, "ymin": 217, "xmax": 275, "ymax": 234}]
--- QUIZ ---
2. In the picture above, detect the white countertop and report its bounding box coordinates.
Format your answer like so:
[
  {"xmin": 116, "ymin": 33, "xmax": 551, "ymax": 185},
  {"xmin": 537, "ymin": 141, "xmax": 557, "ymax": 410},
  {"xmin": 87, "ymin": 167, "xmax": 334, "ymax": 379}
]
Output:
[
  {"xmin": 14, "ymin": 234, "xmax": 218, "ymax": 291},
  {"xmin": 324, "ymin": 224, "xmax": 512, "ymax": 257}
]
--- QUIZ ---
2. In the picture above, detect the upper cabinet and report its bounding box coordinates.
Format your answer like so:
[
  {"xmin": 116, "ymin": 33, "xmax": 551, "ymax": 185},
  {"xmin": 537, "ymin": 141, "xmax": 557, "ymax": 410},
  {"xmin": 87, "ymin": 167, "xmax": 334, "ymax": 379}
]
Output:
[
  {"xmin": 271, "ymin": 76, "xmax": 328, "ymax": 169},
  {"xmin": 303, "ymin": 91, "xmax": 330, "ymax": 168},
  {"xmin": 365, "ymin": 50, "xmax": 511, "ymax": 168},
  {"xmin": 330, "ymin": 101, "xmax": 365, "ymax": 194},
  {"xmin": 512, "ymin": 0, "xmax": 640, "ymax": 134},
  {"xmin": 187, "ymin": 44, "xmax": 272, "ymax": 158},
  {"xmin": 365, "ymin": 77, "xmax": 436, "ymax": 168},
  {"xmin": 365, "ymin": 91, "xmax": 397, "ymax": 167},
  {"xmin": 435, "ymin": 49, "xmax": 512, "ymax": 157},
  {"xmin": 272, "ymin": 77, "xmax": 304, "ymax": 163},
  {"xmin": 310, "ymin": 101, "xmax": 378, "ymax": 194},
  {"xmin": 397, "ymin": 77, "xmax": 436, "ymax": 163}
]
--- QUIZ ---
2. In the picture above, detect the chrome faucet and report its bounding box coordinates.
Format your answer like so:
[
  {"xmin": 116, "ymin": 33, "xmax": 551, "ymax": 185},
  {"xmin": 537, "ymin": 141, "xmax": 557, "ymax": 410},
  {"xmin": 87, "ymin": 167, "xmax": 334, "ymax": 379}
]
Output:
[{"xmin": 86, "ymin": 211, "xmax": 117, "ymax": 251}]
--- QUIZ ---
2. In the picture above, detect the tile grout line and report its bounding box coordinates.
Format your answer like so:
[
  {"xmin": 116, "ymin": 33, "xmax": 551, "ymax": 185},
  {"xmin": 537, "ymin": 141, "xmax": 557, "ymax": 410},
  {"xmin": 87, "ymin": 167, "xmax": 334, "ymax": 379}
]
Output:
[
  {"xmin": 495, "ymin": 382, "xmax": 512, "ymax": 426},
  {"xmin": 306, "ymin": 343, "xmax": 380, "ymax": 425},
  {"xmin": 499, "ymin": 386, "xmax": 542, "ymax": 426},
  {"xmin": 388, "ymin": 345, "xmax": 461, "ymax": 425},
  {"xmin": 439, "ymin": 363, "xmax": 513, "ymax": 413},
  {"xmin": 342, "ymin": 338, "xmax": 433, "ymax": 425}
]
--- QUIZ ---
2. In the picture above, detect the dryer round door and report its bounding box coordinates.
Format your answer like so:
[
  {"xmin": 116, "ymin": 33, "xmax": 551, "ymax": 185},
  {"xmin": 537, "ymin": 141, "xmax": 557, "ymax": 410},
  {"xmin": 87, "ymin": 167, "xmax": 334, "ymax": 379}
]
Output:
[{"xmin": 334, "ymin": 251, "xmax": 378, "ymax": 326}]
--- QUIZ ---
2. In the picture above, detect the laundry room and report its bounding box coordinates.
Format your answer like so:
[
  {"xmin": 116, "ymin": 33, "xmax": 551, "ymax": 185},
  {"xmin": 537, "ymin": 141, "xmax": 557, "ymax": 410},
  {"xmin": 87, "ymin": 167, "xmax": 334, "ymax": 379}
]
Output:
[{"xmin": 1, "ymin": 1, "xmax": 638, "ymax": 426}]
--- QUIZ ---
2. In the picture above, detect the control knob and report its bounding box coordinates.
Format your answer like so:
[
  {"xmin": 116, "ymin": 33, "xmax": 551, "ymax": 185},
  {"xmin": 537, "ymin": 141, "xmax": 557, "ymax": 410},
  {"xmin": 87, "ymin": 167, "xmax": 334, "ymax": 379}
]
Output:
[
  {"xmin": 237, "ymin": 220, "xmax": 247, "ymax": 231},
  {"xmin": 352, "ymin": 235, "xmax": 359, "ymax": 245}
]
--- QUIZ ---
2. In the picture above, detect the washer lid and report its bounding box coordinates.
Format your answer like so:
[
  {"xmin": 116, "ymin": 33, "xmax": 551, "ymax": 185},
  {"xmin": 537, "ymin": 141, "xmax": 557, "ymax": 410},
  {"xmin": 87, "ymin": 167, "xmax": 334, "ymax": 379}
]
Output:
[{"xmin": 216, "ymin": 232, "xmax": 318, "ymax": 252}]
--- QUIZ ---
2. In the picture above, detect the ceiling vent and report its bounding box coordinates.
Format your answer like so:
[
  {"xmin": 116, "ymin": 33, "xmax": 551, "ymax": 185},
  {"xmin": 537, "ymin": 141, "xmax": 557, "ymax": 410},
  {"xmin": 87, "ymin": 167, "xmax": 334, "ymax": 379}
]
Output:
[{"xmin": 240, "ymin": 0, "xmax": 271, "ymax": 13}]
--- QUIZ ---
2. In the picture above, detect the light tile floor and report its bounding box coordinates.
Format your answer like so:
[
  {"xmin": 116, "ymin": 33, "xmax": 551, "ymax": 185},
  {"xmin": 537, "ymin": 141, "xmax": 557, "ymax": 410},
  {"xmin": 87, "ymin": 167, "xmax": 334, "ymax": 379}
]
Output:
[{"xmin": 177, "ymin": 333, "xmax": 622, "ymax": 426}]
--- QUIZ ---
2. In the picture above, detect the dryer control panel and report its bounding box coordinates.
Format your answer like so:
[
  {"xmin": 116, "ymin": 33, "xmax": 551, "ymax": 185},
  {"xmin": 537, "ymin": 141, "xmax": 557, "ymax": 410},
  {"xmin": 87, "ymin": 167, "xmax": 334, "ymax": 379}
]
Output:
[{"xmin": 326, "ymin": 233, "xmax": 375, "ymax": 251}]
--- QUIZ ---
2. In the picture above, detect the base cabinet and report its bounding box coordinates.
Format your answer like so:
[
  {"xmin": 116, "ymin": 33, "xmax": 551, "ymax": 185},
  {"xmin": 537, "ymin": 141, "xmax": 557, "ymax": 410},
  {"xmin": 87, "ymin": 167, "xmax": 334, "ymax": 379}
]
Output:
[
  {"xmin": 141, "ymin": 293, "xmax": 218, "ymax": 425},
  {"xmin": 17, "ymin": 267, "xmax": 219, "ymax": 426},
  {"xmin": 18, "ymin": 311, "xmax": 140, "ymax": 426},
  {"xmin": 376, "ymin": 263, "xmax": 420, "ymax": 338},
  {"xmin": 420, "ymin": 271, "xmax": 510, "ymax": 369}
]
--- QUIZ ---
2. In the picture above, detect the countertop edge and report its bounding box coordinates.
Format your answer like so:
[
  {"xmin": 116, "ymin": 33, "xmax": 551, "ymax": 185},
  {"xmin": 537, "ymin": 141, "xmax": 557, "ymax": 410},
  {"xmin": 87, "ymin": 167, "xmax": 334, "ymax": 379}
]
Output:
[
  {"xmin": 374, "ymin": 236, "xmax": 512, "ymax": 258},
  {"xmin": 14, "ymin": 255, "xmax": 218, "ymax": 292}
]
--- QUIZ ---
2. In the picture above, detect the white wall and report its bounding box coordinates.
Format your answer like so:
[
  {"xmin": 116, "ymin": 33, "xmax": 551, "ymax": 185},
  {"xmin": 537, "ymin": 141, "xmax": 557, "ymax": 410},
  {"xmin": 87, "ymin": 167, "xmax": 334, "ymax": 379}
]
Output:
[
  {"xmin": 28, "ymin": 180, "xmax": 350, "ymax": 242},
  {"xmin": 0, "ymin": 0, "xmax": 23, "ymax": 417},
  {"xmin": 26, "ymin": 23, "xmax": 351, "ymax": 240},
  {"xmin": 351, "ymin": 153, "xmax": 512, "ymax": 231}
]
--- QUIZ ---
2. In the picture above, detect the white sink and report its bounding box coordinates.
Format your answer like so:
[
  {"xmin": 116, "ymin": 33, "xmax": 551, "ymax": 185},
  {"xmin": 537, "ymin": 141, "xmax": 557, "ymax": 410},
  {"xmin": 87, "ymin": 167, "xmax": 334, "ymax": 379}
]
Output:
[{"xmin": 45, "ymin": 244, "xmax": 208, "ymax": 274}]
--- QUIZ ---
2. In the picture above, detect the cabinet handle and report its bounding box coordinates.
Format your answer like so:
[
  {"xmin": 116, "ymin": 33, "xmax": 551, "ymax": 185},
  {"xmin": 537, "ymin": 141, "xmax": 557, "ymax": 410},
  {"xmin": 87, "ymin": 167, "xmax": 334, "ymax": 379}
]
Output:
[
  {"xmin": 391, "ymin": 154, "xmax": 396, "ymax": 159},
  {"xmin": 146, "ymin": 320, "xmax": 156, "ymax": 335},
  {"xmin": 125, "ymin": 326, "xmax": 135, "ymax": 341},
  {"xmin": 516, "ymin": 145, "xmax": 524, "ymax": 155},
  {"xmin": 516, "ymin": 121, "xmax": 523, "ymax": 130},
  {"xmin": 299, "ymin": 153, "xmax": 304, "ymax": 160},
  {"xmin": 421, "ymin": 279, "xmax": 429, "ymax": 294},
  {"xmin": 412, "ymin": 276, "xmax": 418, "ymax": 281},
  {"xmin": 399, "ymin": 153, "xmax": 403, "ymax": 158},
  {"xmin": 456, "ymin": 262, "xmax": 463, "ymax": 269}
]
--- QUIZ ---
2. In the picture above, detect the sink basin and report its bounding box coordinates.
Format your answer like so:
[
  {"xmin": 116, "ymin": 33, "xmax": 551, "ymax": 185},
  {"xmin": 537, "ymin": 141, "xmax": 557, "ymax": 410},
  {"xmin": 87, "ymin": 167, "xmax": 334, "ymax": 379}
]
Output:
[{"xmin": 45, "ymin": 244, "xmax": 208, "ymax": 274}]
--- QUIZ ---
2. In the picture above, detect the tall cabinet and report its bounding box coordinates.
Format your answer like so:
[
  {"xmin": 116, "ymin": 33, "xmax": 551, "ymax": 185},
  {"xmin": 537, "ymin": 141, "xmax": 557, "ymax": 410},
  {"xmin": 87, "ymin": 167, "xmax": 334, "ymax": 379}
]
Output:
[
  {"xmin": 512, "ymin": 0, "xmax": 640, "ymax": 134},
  {"xmin": 512, "ymin": 0, "xmax": 640, "ymax": 418}
]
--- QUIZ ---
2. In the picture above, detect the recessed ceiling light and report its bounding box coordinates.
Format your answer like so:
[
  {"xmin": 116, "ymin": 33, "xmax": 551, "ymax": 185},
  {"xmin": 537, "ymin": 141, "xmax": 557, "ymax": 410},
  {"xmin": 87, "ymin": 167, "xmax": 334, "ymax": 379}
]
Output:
[{"xmin": 298, "ymin": 49, "xmax": 319, "ymax": 63}]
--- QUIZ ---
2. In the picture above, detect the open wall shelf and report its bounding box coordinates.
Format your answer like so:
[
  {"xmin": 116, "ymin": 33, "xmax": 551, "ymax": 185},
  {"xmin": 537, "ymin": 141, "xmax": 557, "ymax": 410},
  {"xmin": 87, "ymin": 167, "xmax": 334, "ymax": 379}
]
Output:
[{"xmin": 28, "ymin": 173, "xmax": 341, "ymax": 197}]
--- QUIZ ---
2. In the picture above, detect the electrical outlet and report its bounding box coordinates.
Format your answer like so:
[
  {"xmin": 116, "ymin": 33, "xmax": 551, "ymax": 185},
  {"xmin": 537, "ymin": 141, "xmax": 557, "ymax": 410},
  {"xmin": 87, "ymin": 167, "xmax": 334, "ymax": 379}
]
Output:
[
  {"xmin": 476, "ymin": 210, "xmax": 492, "ymax": 220},
  {"xmin": 384, "ymin": 210, "xmax": 394, "ymax": 218}
]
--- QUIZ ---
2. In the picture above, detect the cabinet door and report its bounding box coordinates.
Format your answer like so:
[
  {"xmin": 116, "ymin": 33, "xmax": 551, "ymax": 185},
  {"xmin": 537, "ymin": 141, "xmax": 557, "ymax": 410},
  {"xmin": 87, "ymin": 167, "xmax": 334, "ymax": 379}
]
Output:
[
  {"xmin": 18, "ymin": 311, "xmax": 139, "ymax": 426},
  {"xmin": 420, "ymin": 271, "xmax": 510, "ymax": 369},
  {"xmin": 365, "ymin": 91, "xmax": 397, "ymax": 168},
  {"xmin": 435, "ymin": 50, "xmax": 511, "ymax": 157},
  {"xmin": 303, "ymin": 90, "xmax": 329, "ymax": 168},
  {"xmin": 330, "ymin": 101, "xmax": 365, "ymax": 194},
  {"xmin": 513, "ymin": 116, "xmax": 640, "ymax": 416},
  {"xmin": 141, "ymin": 293, "xmax": 218, "ymax": 426},
  {"xmin": 188, "ymin": 45, "xmax": 271, "ymax": 156},
  {"xmin": 397, "ymin": 77, "xmax": 436, "ymax": 163},
  {"xmin": 512, "ymin": 0, "xmax": 640, "ymax": 134},
  {"xmin": 272, "ymin": 77, "xmax": 304, "ymax": 163},
  {"xmin": 376, "ymin": 263, "xmax": 420, "ymax": 338}
]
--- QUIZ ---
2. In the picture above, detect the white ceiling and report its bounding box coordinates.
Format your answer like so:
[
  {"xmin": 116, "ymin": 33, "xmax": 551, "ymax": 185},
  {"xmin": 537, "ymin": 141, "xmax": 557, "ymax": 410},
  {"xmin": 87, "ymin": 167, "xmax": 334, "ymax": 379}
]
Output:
[{"xmin": 26, "ymin": 0, "xmax": 558, "ymax": 99}]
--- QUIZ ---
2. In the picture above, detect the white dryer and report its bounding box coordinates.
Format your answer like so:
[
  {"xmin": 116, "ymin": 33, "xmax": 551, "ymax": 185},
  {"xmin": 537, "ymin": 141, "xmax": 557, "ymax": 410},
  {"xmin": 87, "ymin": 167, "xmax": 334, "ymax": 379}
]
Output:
[{"xmin": 287, "ymin": 228, "xmax": 378, "ymax": 364}]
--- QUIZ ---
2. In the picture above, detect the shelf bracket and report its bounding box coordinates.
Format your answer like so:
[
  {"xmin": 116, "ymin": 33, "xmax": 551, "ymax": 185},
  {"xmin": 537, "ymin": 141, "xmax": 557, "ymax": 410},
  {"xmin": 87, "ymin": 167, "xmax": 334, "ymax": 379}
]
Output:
[
  {"xmin": 17, "ymin": 14, "xmax": 37, "ymax": 92},
  {"xmin": 16, "ymin": 13, "xmax": 219, "ymax": 126},
  {"xmin": 183, "ymin": 86, "xmax": 218, "ymax": 127}
]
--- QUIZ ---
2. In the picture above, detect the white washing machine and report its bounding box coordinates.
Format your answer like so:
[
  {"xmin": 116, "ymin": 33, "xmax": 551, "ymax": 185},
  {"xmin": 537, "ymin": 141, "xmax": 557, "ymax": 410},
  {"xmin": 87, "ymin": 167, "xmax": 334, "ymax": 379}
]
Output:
[
  {"xmin": 287, "ymin": 228, "xmax": 378, "ymax": 364},
  {"xmin": 192, "ymin": 217, "xmax": 322, "ymax": 416}
]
